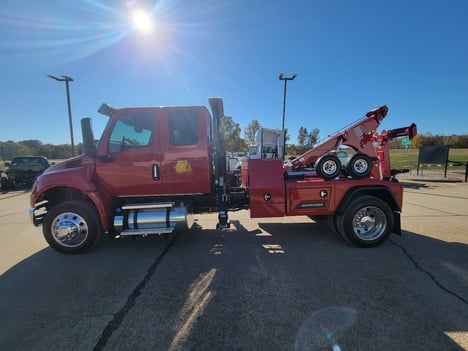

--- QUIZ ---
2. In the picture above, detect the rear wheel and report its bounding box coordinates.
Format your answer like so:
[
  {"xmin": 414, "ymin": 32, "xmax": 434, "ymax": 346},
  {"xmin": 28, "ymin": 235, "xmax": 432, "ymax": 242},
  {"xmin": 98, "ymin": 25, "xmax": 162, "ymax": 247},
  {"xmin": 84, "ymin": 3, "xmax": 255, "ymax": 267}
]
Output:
[
  {"xmin": 43, "ymin": 200, "xmax": 102, "ymax": 254},
  {"xmin": 336, "ymin": 195, "xmax": 393, "ymax": 247},
  {"xmin": 315, "ymin": 155, "xmax": 341, "ymax": 180},
  {"xmin": 345, "ymin": 153, "xmax": 372, "ymax": 179}
]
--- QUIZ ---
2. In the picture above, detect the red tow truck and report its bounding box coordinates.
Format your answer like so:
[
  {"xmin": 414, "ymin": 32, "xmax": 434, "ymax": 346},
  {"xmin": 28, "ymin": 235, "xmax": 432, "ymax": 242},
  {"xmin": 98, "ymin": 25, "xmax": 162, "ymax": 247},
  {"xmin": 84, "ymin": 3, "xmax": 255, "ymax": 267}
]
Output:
[{"xmin": 29, "ymin": 98, "xmax": 416, "ymax": 253}]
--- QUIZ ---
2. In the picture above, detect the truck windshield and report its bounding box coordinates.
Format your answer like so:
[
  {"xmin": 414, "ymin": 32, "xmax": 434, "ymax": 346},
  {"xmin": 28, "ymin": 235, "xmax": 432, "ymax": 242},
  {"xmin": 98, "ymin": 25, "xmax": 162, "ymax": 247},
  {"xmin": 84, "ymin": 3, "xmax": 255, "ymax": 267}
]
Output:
[
  {"xmin": 248, "ymin": 146, "xmax": 258, "ymax": 157},
  {"xmin": 11, "ymin": 157, "xmax": 48, "ymax": 167}
]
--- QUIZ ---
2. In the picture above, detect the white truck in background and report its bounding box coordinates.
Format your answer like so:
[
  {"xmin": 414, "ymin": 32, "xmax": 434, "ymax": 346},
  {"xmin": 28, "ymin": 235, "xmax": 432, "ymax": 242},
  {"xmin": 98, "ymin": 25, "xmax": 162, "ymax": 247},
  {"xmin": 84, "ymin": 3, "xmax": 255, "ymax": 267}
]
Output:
[{"xmin": 248, "ymin": 128, "xmax": 285, "ymax": 159}]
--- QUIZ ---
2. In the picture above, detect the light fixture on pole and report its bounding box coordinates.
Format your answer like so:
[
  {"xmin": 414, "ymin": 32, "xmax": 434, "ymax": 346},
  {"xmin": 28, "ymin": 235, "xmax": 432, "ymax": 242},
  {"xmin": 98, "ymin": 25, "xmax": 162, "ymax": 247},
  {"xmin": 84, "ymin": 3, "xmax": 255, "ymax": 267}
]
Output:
[
  {"xmin": 47, "ymin": 75, "xmax": 75, "ymax": 156},
  {"xmin": 278, "ymin": 73, "xmax": 297, "ymax": 131}
]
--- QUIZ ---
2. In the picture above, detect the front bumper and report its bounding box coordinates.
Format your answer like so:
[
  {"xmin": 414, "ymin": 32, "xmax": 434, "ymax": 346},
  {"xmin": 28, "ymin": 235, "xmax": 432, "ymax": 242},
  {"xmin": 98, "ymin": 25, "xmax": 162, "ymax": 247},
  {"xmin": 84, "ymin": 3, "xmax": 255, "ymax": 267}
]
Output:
[{"xmin": 29, "ymin": 200, "xmax": 48, "ymax": 227}]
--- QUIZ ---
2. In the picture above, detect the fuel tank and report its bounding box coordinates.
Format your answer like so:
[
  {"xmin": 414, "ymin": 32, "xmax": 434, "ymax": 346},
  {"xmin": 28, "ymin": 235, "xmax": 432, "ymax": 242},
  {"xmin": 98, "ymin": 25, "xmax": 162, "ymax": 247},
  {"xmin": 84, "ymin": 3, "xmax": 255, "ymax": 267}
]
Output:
[{"xmin": 114, "ymin": 202, "xmax": 188, "ymax": 236}]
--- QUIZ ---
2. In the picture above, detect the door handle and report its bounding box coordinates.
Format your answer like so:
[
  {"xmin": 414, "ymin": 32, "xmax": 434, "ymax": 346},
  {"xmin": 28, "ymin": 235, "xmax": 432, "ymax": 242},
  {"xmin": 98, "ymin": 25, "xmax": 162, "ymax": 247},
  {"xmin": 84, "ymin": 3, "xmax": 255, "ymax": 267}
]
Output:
[
  {"xmin": 96, "ymin": 154, "xmax": 115, "ymax": 162},
  {"xmin": 152, "ymin": 164, "xmax": 160, "ymax": 181}
]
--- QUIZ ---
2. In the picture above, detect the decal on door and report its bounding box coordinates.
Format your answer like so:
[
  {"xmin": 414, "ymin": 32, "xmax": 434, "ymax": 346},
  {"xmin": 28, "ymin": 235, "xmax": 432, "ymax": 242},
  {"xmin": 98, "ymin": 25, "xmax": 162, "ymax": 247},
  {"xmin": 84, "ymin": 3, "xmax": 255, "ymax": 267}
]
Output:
[{"xmin": 175, "ymin": 160, "xmax": 192, "ymax": 174}]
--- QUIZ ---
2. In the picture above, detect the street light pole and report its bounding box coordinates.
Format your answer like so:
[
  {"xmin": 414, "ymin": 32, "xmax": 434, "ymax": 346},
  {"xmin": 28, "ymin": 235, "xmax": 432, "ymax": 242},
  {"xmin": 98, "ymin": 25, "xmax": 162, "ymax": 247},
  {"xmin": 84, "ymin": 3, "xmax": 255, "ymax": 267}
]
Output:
[
  {"xmin": 48, "ymin": 75, "xmax": 75, "ymax": 156},
  {"xmin": 278, "ymin": 73, "xmax": 297, "ymax": 131}
]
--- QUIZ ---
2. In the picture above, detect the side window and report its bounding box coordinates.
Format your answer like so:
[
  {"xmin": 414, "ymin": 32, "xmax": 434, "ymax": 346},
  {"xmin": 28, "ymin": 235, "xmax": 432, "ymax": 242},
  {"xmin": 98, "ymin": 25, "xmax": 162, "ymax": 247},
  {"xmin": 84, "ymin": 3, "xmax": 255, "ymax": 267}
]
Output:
[
  {"xmin": 109, "ymin": 111, "xmax": 153, "ymax": 153},
  {"xmin": 169, "ymin": 109, "xmax": 198, "ymax": 145}
]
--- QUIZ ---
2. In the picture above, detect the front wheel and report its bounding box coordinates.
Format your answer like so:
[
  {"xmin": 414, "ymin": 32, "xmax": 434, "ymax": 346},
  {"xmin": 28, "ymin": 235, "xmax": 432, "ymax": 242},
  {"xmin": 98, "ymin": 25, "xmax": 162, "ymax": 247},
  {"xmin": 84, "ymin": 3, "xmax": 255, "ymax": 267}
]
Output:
[
  {"xmin": 336, "ymin": 195, "xmax": 394, "ymax": 247},
  {"xmin": 43, "ymin": 200, "xmax": 102, "ymax": 254}
]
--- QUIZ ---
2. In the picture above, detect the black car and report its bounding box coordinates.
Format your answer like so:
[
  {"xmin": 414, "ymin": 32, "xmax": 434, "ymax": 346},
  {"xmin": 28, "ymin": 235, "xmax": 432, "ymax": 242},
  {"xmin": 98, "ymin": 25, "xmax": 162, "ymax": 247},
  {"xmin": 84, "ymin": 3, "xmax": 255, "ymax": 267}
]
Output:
[{"xmin": 1, "ymin": 156, "xmax": 50, "ymax": 190}]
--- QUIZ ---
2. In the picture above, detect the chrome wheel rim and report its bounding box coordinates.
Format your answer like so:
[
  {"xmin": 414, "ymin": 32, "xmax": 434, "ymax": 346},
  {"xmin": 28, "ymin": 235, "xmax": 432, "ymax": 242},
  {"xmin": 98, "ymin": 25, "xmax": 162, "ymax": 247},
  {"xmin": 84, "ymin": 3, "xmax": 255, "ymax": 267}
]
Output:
[
  {"xmin": 323, "ymin": 160, "xmax": 338, "ymax": 175},
  {"xmin": 353, "ymin": 158, "xmax": 369, "ymax": 174},
  {"xmin": 352, "ymin": 206, "xmax": 386, "ymax": 241},
  {"xmin": 51, "ymin": 212, "xmax": 89, "ymax": 248}
]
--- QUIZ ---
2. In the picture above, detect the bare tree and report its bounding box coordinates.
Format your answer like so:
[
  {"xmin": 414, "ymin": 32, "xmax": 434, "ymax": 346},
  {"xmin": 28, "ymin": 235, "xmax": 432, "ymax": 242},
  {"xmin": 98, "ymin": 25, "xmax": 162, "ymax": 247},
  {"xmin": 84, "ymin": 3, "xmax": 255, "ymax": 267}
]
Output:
[
  {"xmin": 306, "ymin": 128, "xmax": 320, "ymax": 147},
  {"xmin": 244, "ymin": 119, "xmax": 261, "ymax": 145},
  {"xmin": 297, "ymin": 126, "xmax": 308, "ymax": 153}
]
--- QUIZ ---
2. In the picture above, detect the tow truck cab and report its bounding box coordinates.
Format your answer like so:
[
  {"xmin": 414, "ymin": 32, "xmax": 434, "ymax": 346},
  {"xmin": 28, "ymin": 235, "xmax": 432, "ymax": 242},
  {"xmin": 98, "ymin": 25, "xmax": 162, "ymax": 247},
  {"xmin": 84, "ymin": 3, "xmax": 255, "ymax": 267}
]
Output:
[
  {"xmin": 30, "ymin": 102, "xmax": 238, "ymax": 253},
  {"xmin": 91, "ymin": 103, "xmax": 214, "ymax": 197}
]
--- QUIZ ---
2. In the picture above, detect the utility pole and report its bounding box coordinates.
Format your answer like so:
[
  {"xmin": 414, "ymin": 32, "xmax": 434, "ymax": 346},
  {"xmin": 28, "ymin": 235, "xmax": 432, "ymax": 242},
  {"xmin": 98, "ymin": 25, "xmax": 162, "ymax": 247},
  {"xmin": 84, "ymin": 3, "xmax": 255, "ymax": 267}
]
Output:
[
  {"xmin": 278, "ymin": 73, "xmax": 297, "ymax": 159},
  {"xmin": 278, "ymin": 73, "xmax": 297, "ymax": 131},
  {"xmin": 48, "ymin": 75, "xmax": 75, "ymax": 156}
]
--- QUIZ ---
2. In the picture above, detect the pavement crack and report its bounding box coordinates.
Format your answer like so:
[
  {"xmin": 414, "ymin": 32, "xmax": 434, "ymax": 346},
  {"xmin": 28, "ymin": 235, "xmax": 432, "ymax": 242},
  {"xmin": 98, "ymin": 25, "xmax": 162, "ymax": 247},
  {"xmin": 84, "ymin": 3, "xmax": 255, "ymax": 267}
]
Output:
[
  {"xmin": 92, "ymin": 234, "xmax": 178, "ymax": 351},
  {"xmin": 389, "ymin": 238, "xmax": 468, "ymax": 306},
  {"xmin": 0, "ymin": 211, "xmax": 27, "ymax": 218}
]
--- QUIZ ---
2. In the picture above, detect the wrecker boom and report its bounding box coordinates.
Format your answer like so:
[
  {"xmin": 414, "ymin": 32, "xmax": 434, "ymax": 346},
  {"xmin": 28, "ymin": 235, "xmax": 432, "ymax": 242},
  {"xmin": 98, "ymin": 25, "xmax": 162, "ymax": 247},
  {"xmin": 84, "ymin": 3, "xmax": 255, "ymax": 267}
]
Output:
[
  {"xmin": 289, "ymin": 105, "xmax": 389, "ymax": 169},
  {"xmin": 287, "ymin": 105, "xmax": 416, "ymax": 179}
]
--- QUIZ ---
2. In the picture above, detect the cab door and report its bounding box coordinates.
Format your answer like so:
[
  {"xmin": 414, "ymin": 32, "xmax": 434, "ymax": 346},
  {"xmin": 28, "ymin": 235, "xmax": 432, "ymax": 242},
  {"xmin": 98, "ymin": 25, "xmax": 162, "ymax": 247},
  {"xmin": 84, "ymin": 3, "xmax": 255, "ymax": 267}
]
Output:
[
  {"xmin": 95, "ymin": 108, "xmax": 163, "ymax": 197},
  {"xmin": 159, "ymin": 107, "xmax": 212, "ymax": 194}
]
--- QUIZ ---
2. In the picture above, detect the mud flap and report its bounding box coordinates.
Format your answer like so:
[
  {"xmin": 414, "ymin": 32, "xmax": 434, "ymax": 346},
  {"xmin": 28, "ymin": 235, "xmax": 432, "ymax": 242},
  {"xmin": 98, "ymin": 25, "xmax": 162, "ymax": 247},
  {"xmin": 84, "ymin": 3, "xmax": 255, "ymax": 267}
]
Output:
[{"xmin": 393, "ymin": 211, "xmax": 401, "ymax": 235}]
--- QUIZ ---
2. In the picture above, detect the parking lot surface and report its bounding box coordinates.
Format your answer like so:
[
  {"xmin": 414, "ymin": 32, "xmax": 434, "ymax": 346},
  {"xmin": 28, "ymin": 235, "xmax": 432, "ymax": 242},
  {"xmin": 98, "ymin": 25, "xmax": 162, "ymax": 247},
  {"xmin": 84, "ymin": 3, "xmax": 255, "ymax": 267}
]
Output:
[{"xmin": 0, "ymin": 180, "xmax": 467, "ymax": 350}]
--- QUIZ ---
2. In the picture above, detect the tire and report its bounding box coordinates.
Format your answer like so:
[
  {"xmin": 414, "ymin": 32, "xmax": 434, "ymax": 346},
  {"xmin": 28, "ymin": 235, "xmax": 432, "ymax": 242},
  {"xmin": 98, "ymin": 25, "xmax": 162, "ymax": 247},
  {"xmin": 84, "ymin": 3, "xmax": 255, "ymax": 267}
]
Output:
[
  {"xmin": 326, "ymin": 214, "xmax": 339, "ymax": 234},
  {"xmin": 315, "ymin": 155, "xmax": 341, "ymax": 180},
  {"xmin": 1, "ymin": 178, "xmax": 14, "ymax": 190},
  {"xmin": 0, "ymin": 178, "xmax": 7, "ymax": 191},
  {"xmin": 345, "ymin": 153, "xmax": 372, "ymax": 179},
  {"xmin": 336, "ymin": 195, "xmax": 394, "ymax": 247},
  {"xmin": 43, "ymin": 200, "xmax": 102, "ymax": 254}
]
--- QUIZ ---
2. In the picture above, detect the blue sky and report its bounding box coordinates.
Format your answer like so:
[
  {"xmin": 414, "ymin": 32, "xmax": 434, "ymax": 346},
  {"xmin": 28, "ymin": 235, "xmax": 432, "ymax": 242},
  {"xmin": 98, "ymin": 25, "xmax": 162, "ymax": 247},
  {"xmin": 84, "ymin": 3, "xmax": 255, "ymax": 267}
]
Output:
[{"xmin": 1, "ymin": 0, "xmax": 467, "ymax": 145}]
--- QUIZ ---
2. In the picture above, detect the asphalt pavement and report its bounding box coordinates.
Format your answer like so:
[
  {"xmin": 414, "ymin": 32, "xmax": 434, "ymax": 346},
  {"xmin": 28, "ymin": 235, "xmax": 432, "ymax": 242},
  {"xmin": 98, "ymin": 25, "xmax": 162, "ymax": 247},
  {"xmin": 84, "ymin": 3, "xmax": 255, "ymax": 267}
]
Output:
[{"xmin": 0, "ymin": 180, "xmax": 467, "ymax": 350}]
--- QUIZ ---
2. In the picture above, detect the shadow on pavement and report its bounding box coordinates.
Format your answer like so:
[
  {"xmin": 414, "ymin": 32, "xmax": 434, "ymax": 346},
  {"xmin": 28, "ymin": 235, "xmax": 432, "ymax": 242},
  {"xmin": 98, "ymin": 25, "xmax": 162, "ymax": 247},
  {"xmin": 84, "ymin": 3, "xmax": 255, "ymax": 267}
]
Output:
[
  {"xmin": 400, "ymin": 181, "xmax": 431, "ymax": 190},
  {"xmin": 0, "ymin": 220, "xmax": 467, "ymax": 350},
  {"xmin": 0, "ymin": 188, "xmax": 31, "ymax": 199}
]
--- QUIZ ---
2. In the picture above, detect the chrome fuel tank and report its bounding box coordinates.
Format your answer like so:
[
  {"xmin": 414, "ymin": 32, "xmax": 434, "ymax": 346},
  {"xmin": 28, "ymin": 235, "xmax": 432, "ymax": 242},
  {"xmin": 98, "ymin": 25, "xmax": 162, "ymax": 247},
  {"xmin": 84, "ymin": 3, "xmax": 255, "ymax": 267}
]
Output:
[{"xmin": 114, "ymin": 202, "xmax": 187, "ymax": 236}]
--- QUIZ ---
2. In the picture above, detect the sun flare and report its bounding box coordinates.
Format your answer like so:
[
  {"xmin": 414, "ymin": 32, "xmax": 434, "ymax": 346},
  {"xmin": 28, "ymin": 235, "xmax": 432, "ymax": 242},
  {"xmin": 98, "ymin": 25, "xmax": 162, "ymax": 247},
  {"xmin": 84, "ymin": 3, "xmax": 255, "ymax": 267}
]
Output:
[{"xmin": 131, "ymin": 9, "xmax": 153, "ymax": 33}]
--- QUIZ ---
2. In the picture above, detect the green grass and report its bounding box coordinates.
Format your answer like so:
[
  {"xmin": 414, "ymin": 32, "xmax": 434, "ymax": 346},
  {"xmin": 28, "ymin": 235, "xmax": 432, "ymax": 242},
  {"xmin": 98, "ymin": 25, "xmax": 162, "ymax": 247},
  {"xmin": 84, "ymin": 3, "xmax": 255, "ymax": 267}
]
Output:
[
  {"xmin": 390, "ymin": 148, "xmax": 468, "ymax": 169},
  {"xmin": 388, "ymin": 149, "xmax": 419, "ymax": 169}
]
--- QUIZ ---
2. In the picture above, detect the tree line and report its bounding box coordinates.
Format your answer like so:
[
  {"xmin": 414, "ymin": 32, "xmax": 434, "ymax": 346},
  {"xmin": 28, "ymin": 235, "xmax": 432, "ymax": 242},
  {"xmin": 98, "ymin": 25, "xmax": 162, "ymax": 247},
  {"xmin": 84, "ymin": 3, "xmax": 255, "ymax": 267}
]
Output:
[
  {"xmin": 2, "ymin": 123, "xmax": 468, "ymax": 161},
  {"xmin": 0, "ymin": 140, "xmax": 81, "ymax": 161},
  {"xmin": 388, "ymin": 133, "xmax": 468, "ymax": 149}
]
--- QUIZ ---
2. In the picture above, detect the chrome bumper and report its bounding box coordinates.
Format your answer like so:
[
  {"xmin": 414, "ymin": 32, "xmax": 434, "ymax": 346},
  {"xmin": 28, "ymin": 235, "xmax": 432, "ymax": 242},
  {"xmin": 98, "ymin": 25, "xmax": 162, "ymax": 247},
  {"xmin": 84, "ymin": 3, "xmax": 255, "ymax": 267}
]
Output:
[{"xmin": 29, "ymin": 200, "xmax": 48, "ymax": 227}]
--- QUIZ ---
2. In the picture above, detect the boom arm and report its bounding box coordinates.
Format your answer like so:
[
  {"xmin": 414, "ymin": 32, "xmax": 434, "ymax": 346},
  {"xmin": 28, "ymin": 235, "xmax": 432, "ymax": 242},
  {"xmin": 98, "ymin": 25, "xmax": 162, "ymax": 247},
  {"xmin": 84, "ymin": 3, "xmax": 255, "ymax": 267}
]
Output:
[
  {"xmin": 378, "ymin": 123, "xmax": 417, "ymax": 141},
  {"xmin": 289, "ymin": 105, "xmax": 389, "ymax": 170}
]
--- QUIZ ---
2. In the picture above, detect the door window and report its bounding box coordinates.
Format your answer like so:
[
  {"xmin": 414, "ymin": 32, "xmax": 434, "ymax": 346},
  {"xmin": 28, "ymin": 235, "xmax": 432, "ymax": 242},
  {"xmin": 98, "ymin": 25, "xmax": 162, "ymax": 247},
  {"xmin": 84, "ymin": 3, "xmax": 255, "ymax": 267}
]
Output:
[
  {"xmin": 168, "ymin": 109, "xmax": 198, "ymax": 145},
  {"xmin": 109, "ymin": 111, "xmax": 153, "ymax": 153}
]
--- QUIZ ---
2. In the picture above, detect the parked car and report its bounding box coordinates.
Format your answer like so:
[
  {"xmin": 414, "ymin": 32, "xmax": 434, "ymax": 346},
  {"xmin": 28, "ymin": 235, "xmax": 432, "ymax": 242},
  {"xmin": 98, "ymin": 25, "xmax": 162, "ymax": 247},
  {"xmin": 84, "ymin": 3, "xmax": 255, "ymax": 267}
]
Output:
[{"xmin": 1, "ymin": 156, "xmax": 50, "ymax": 190}]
